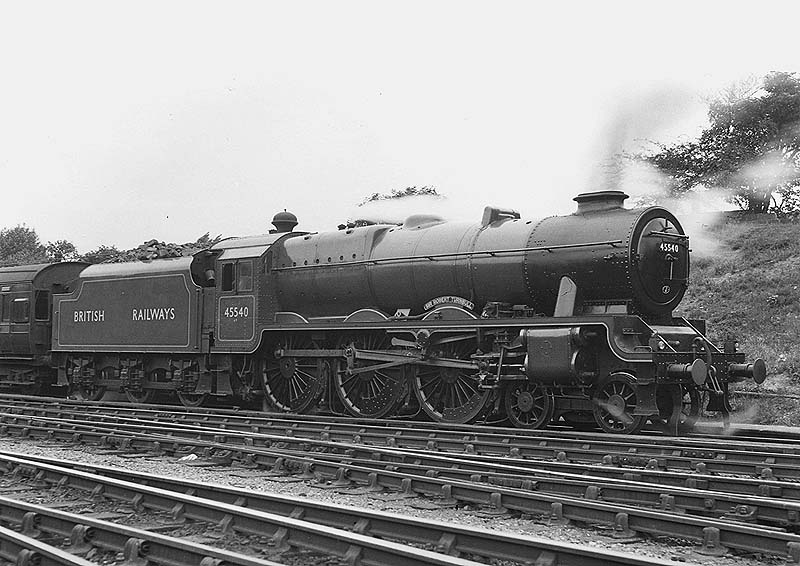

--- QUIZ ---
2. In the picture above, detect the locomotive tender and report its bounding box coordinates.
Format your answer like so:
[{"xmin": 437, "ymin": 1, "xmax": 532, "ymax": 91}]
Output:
[{"xmin": 0, "ymin": 191, "xmax": 766, "ymax": 433}]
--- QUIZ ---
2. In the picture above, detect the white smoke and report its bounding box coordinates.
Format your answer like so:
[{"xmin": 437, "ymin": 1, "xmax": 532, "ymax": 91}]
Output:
[{"xmin": 343, "ymin": 194, "xmax": 479, "ymax": 226}]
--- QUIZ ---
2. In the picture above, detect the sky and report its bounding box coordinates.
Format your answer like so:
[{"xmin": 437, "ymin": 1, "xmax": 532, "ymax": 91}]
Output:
[{"xmin": 1, "ymin": 1, "xmax": 799, "ymax": 252}]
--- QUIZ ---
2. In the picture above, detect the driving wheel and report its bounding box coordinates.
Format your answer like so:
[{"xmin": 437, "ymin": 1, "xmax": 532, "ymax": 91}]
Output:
[
  {"xmin": 262, "ymin": 335, "xmax": 326, "ymax": 413},
  {"xmin": 412, "ymin": 339, "xmax": 491, "ymax": 424},
  {"xmin": 334, "ymin": 334, "xmax": 408, "ymax": 418}
]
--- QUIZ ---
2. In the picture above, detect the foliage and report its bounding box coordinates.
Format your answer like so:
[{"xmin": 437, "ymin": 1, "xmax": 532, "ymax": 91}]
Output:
[
  {"xmin": 0, "ymin": 225, "xmax": 48, "ymax": 266},
  {"xmin": 46, "ymin": 240, "xmax": 79, "ymax": 262},
  {"xmin": 645, "ymin": 72, "xmax": 800, "ymax": 213},
  {"xmin": 677, "ymin": 219, "xmax": 800, "ymax": 424}
]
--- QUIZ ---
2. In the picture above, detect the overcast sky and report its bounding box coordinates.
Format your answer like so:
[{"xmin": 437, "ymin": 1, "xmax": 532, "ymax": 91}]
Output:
[{"xmin": 1, "ymin": 1, "xmax": 798, "ymax": 252}]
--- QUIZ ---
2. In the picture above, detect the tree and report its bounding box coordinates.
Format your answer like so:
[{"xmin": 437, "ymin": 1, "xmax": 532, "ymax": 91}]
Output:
[
  {"xmin": 46, "ymin": 240, "xmax": 79, "ymax": 262},
  {"xmin": 0, "ymin": 225, "xmax": 48, "ymax": 266},
  {"xmin": 646, "ymin": 72, "xmax": 800, "ymax": 213}
]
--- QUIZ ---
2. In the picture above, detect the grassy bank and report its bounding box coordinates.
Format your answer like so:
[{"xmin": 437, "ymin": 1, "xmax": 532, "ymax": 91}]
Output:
[{"xmin": 676, "ymin": 218, "xmax": 800, "ymax": 425}]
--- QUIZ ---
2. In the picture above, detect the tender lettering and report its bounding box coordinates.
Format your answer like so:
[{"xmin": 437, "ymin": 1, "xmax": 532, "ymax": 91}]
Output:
[
  {"xmin": 74, "ymin": 310, "xmax": 105, "ymax": 323},
  {"xmin": 132, "ymin": 307, "xmax": 176, "ymax": 321}
]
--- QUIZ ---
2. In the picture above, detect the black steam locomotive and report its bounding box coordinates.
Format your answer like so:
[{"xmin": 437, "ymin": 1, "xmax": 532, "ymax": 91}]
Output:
[{"xmin": 0, "ymin": 191, "xmax": 765, "ymax": 433}]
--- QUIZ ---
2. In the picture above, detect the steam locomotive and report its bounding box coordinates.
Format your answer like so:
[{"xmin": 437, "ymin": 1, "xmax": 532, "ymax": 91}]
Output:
[{"xmin": 0, "ymin": 191, "xmax": 766, "ymax": 433}]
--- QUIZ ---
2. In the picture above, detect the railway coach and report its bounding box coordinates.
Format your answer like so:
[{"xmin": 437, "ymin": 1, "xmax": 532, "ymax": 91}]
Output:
[{"xmin": 48, "ymin": 190, "xmax": 765, "ymax": 433}]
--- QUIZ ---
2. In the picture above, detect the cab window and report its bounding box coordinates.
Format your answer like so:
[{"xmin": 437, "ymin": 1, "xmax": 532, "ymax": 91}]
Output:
[
  {"xmin": 221, "ymin": 263, "xmax": 235, "ymax": 292},
  {"xmin": 12, "ymin": 298, "xmax": 29, "ymax": 323},
  {"xmin": 238, "ymin": 260, "xmax": 253, "ymax": 292},
  {"xmin": 35, "ymin": 291, "xmax": 50, "ymax": 321}
]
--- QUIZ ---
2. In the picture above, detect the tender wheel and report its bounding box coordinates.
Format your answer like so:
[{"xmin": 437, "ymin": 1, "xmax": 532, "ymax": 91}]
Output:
[
  {"xmin": 504, "ymin": 381, "xmax": 554, "ymax": 429},
  {"xmin": 592, "ymin": 372, "xmax": 646, "ymax": 434},
  {"xmin": 654, "ymin": 384, "xmax": 701, "ymax": 434},
  {"xmin": 124, "ymin": 368, "xmax": 159, "ymax": 404},
  {"xmin": 177, "ymin": 391, "xmax": 208, "ymax": 407},
  {"xmin": 262, "ymin": 336, "xmax": 326, "ymax": 413},
  {"xmin": 72, "ymin": 366, "xmax": 109, "ymax": 401},
  {"xmin": 411, "ymin": 338, "xmax": 491, "ymax": 424},
  {"xmin": 125, "ymin": 388, "xmax": 155, "ymax": 404},
  {"xmin": 334, "ymin": 334, "xmax": 407, "ymax": 418}
]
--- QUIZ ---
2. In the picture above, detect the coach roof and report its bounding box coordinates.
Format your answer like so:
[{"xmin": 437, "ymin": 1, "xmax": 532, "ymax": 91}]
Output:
[
  {"xmin": 0, "ymin": 262, "xmax": 88, "ymax": 289},
  {"xmin": 78, "ymin": 257, "xmax": 195, "ymax": 279}
]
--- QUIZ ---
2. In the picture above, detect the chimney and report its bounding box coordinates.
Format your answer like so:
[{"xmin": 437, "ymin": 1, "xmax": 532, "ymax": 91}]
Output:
[
  {"xmin": 271, "ymin": 210, "xmax": 298, "ymax": 233},
  {"xmin": 573, "ymin": 191, "xmax": 629, "ymax": 214}
]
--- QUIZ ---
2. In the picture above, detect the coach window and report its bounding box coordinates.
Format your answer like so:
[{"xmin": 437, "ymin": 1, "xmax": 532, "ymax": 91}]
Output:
[
  {"xmin": 221, "ymin": 263, "xmax": 235, "ymax": 292},
  {"xmin": 34, "ymin": 291, "xmax": 49, "ymax": 321},
  {"xmin": 11, "ymin": 298, "xmax": 29, "ymax": 323},
  {"xmin": 238, "ymin": 260, "xmax": 253, "ymax": 292},
  {"xmin": 0, "ymin": 295, "xmax": 8, "ymax": 322}
]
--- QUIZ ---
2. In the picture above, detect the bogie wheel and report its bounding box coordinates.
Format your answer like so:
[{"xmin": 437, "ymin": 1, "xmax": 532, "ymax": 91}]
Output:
[
  {"xmin": 592, "ymin": 372, "xmax": 646, "ymax": 434},
  {"xmin": 334, "ymin": 334, "xmax": 408, "ymax": 418},
  {"xmin": 412, "ymin": 338, "xmax": 491, "ymax": 424},
  {"xmin": 262, "ymin": 335, "xmax": 326, "ymax": 413},
  {"xmin": 504, "ymin": 380, "xmax": 554, "ymax": 429},
  {"xmin": 654, "ymin": 384, "xmax": 701, "ymax": 435}
]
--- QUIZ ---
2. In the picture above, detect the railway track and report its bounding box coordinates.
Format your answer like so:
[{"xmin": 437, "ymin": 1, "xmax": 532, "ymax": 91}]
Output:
[
  {"xmin": 1, "ymin": 397, "xmax": 800, "ymax": 562},
  {"xmin": 3, "ymin": 396, "xmax": 800, "ymax": 480},
  {"xmin": 5, "ymin": 407, "xmax": 800, "ymax": 526},
  {"xmin": 0, "ymin": 452, "xmax": 677, "ymax": 566}
]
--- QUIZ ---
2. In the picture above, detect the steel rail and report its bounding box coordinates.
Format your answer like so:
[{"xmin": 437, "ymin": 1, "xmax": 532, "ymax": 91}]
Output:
[
  {"xmin": 9, "ymin": 435, "xmax": 800, "ymax": 530},
  {"xmin": 0, "ymin": 500, "xmax": 287, "ymax": 566},
  {"xmin": 0, "ymin": 524, "xmax": 96, "ymax": 566},
  {"xmin": 2, "ymin": 416, "xmax": 800, "ymax": 559},
  {"xmin": 4, "ymin": 396, "xmax": 798, "ymax": 463},
  {"xmin": 7, "ymin": 409, "xmax": 800, "ymax": 527},
  {"xmin": 0, "ymin": 457, "xmax": 481, "ymax": 566},
  {"xmin": 10, "ymin": 415, "xmax": 800, "ymax": 512},
  {"xmin": 0, "ymin": 453, "xmax": 679, "ymax": 566},
  {"xmin": 4, "ymin": 405, "xmax": 800, "ymax": 482}
]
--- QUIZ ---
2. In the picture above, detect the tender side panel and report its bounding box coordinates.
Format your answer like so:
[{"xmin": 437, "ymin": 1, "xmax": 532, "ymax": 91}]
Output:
[{"xmin": 54, "ymin": 274, "xmax": 199, "ymax": 352}]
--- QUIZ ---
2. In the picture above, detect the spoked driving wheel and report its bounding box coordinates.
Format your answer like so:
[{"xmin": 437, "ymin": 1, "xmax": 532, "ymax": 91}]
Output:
[
  {"xmin": 412, "ymin": 338, "xmax": 491, "ymax": 424},
  {"xmin": 334, "ymin": 334, "xmax": 408, "ymax": 418},
  {"xmin": 504, "ymin": 380, "xmax": 554, "ymax": 429},
  {"xmin": 592, "ymin": 372, "xmax": 646, "ymax": 434},
  {"xmin": 654, "ymin": 384, "xmax": 701, "ymax": 435},
  {"xmin": 262, "ymin": 335, "xmax": 326, "ymax": 413}
]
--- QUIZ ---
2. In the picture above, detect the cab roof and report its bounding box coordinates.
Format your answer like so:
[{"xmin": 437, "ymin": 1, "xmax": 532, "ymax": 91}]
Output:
[{"xmin": 209, "ymin": 233, "xmax": 301, "ymax": 260}]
